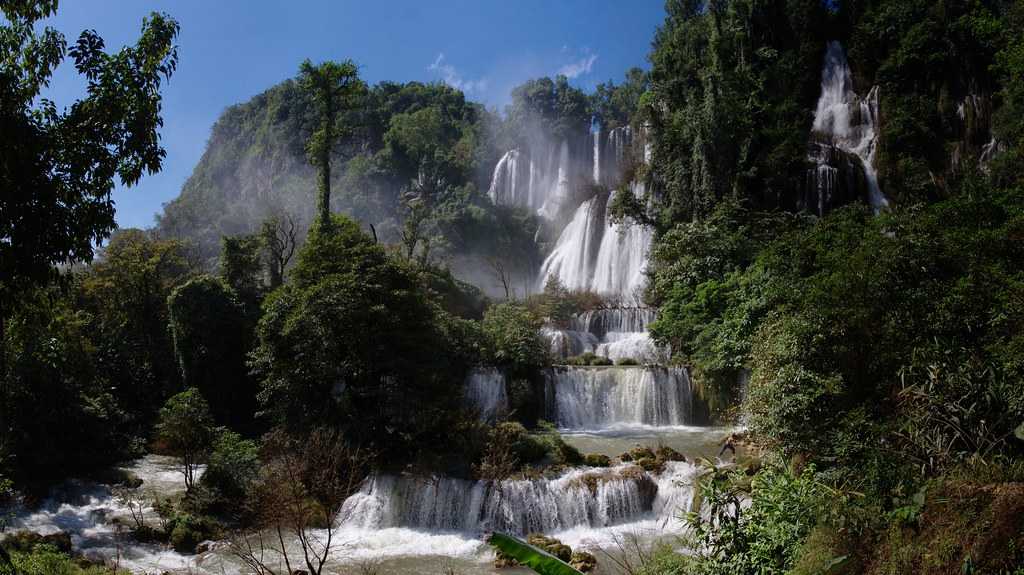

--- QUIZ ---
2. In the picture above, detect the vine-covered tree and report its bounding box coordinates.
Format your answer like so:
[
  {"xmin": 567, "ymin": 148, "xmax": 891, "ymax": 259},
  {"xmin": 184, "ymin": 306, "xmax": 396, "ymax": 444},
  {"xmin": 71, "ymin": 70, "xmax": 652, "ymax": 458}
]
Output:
[{"xmin": 298, "ymin": 59, "xmax": 364, "ymax": 228}]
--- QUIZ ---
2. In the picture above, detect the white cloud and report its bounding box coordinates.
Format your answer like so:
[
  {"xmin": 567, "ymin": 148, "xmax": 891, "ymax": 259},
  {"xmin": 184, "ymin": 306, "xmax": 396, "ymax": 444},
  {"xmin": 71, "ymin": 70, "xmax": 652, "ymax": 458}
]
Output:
[
  {"xmin": 557, "ymin": 53, "xmax": 598, "ymax": 79},
  {"xmin": 428, "ymin": 53, "xmax": 488, "ymax": 94}
]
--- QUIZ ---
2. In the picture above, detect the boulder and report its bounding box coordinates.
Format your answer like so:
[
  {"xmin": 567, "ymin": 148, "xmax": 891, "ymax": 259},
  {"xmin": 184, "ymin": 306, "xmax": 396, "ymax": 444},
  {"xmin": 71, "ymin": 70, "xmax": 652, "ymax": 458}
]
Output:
[{"xmin": 571, "ymin": 550, "xmax": 598, "ymax": 572}]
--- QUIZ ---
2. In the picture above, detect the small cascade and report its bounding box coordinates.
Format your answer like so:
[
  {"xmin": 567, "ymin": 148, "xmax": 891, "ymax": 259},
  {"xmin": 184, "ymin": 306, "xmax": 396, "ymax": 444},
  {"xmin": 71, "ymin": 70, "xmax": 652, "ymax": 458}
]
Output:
[
  {"xmin": 464, "ymin": 368, "xmax": 508, "ymax": 421},
  {"xmin": 546, "ymin": 306, "xmax": 661, "ymax": 363},
  {"xmin": 545, "ymin": 367, "xmax": 693, "ymax": 429},
  {"xmin": 543, "ymin": 326, "xmax": 600, "ymax": 359},
  {"xmin": 807, "ymin": 41, "xmax": 887, "ymax": 213},
  {"xmin": 571, "ymin": 307, "xmax": 656, "ymax": 336},
  {"xmin": 953, "ymin": 93, "xmax": 1005, "ymax": 171},
  {"xmin": 339, "ymin": 462, "xmax": 698, "ymax": 535}
]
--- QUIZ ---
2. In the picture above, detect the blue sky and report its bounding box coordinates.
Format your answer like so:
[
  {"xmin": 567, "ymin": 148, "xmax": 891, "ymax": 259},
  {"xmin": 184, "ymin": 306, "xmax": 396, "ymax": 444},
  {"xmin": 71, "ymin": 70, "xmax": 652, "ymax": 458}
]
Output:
[{"xmin": 40, "ymin": 1, "xmax": 666, "ymax": 229}]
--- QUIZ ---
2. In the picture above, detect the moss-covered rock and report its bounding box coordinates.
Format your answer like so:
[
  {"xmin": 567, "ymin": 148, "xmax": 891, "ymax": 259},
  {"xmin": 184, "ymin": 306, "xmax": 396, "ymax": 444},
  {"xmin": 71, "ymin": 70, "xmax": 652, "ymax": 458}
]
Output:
[
  {"xmin": 164, "ymin": 513, "xmax": 220, "ymax": 553},
  {"xmin": 526, "ymin": 534, "xmax": 573, "ymax": 562},
  {"xmin": 584, "ymin": 453, "xmax": 611, "ymax": 467},
  {"xmin": 571, "ymin": 550, "xmax": 598, "ymax": 572},
  {"xmin": 494, "ymin": 533, "xmax": 598, "ymax": 571},
  {"xmin": 624, "ymin": 446, "xmax": 656, "ymax": 461},
  {"xmin": 655, "ymin": 446, "xmax": 686, "ymax": 462},
  {"xmin": 0, "ymin": 530, "xmax": 73, "ymax": 554}
]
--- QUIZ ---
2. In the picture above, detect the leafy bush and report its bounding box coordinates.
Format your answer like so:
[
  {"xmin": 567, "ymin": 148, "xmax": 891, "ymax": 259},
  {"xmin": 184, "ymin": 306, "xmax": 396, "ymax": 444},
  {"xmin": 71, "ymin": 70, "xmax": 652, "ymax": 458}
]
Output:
[
  {"xmin": 527, "ymin": 276, "xmax": 603, "ymax": 328},
  {"xmin": 684, "ymin": 463, "xmax": 838, "ymax": 575},
  {"xmin": 0, "ymin": 544, "xmax": 126, "ymax": 575},
  {"xmin": 165, "ymin": 512, "xmax": 219, "ymax": 553},
  {"xmin": 199, "ymin": 429, "xmax": 259, "ymax": 508},
  {"xmin": 167, "ymin": 276, "xmax": 256, "ymax": 430},
  {"xmin": 615, "ymin": 357, "xmax": 639, "ymax": 366},
  {"xmin": 482, "ymin": 302, "xmax": 549, "ymax": 375},
  {"xmin": 253, "ymin": 214, "xmax": 472, "ymax": 462}
]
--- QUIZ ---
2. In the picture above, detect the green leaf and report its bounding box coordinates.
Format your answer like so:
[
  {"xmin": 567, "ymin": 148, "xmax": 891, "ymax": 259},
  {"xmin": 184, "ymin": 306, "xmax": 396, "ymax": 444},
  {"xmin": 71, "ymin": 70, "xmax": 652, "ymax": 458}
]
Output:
[
  {"xmin": 486, "ymin": 533, "xmax": 584, "ymax": 575},
  {"xmin": 1015, "ymin": 422, "xmax": 1024, "ymax": 441}
]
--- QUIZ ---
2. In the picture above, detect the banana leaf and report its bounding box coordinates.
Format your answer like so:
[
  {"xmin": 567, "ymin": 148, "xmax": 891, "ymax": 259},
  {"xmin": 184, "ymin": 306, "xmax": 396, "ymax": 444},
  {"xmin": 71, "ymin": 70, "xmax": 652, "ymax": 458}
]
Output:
[{"xmin": 486, "ymin": 532, "xmax": 584, "ymax": 575}]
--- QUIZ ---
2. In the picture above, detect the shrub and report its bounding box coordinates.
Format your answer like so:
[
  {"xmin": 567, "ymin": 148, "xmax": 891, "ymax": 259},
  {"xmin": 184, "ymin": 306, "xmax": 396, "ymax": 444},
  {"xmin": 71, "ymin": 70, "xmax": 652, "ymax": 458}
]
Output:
[
  {"xmin": 583, "ymin": 454, "xmax": 611, "ymax": 467},
  {"xmin": 0, "ymin": 544, "xmax": 127, "ymax": 575},
  {"xmin": 535, "ymin": 422, "xmax": 583, "ymax": 466},
  {"xmin": 482, "ymin": 303, "xmax": 549, "ymax": 374},
  {"xmin": 199, "ymin": 429, "xmax": 259, "ymax": 507},
  {"xmin": 615, "ymin": 357, "xmax": 639, "ymax": 366},
  {"xmin": 684, "ymin": 463, "xmax": 837, "ymax": 574},
  {"xmin": 165, "ymin": 512, "xmax": 219, "ymax": 553}
]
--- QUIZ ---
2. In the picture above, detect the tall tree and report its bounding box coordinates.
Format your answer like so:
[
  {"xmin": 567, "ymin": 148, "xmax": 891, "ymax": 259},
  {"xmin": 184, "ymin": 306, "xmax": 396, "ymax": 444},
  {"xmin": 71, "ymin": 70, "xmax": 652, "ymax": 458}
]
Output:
[{"xmin": 298, "ymin": 59, "xmax": 363, "ymax": 228}]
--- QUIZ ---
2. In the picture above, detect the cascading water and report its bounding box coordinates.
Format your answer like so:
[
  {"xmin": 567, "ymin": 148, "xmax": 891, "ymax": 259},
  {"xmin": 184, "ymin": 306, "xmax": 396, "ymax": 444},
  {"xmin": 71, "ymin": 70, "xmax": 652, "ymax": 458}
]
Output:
[
  {"xmin": 591, "ymin": 185, "xmax": 652, "ymax": 297},
  {"xmin": 464, "ymin": 367, "xmax": 508, "ymax": 421},
  {"xmin": 537, "ymin": 195, "xmax": 607, "ymax": 292},
  {"xmin": 545, "ymin": 367, "xmax": 693, "ymax": 429},
  {"xmin": 487, "ymin": 137, "xmax": 578, "ymax": 222},
  {"xmin": 808, "ymin": 41, "xmax": 887, "ymax": 213},
  {"xmin": 571, "ymin": 307, "xmax": 657, "ymax": 336},
  {"xmin": 544, "ymin": 306, "xmax": 661, "ymax": 363},
  {"xmin": 537, "ymin": 187, "xmax": 652, "ymax": 299},
  {"xmin": 339, "ymin": 462, "xmax": 698, "ymax": 536}
]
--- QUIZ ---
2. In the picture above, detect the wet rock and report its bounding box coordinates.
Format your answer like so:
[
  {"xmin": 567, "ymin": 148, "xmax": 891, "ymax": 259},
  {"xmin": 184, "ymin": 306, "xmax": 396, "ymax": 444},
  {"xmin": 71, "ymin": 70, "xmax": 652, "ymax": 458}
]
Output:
[
  {"xmin": 41, "ymin": 531, "xmax": 73, "ymax": 554},
  {"xmin": 527, "ymin": 533, "xmax": 572, "ymax": 562},
  {"xmin": 571, "ymin": 550, "xmax": 598, "ymax": 572},
  {"xmin": 0, "ymin": 530, "xmax": 72, "ymax": 554},
  {"xmin": 655, "ymin": 445, "xmax": 686, "ymax": 462}
]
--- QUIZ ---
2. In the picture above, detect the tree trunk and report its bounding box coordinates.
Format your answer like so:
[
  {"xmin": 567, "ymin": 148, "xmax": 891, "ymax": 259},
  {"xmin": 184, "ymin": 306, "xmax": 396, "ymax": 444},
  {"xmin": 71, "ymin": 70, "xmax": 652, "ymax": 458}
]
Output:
[{"xmin": 317, "ymin": 144, "xmax": 331, "ymax": 228}]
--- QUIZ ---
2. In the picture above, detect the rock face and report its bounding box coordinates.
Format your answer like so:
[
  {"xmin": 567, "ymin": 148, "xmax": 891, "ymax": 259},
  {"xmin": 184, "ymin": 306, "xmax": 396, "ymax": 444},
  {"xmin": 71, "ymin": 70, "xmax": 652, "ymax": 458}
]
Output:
[{"xmin": 802, "ymin": 137, "xmax": 872, "ymax": 215}]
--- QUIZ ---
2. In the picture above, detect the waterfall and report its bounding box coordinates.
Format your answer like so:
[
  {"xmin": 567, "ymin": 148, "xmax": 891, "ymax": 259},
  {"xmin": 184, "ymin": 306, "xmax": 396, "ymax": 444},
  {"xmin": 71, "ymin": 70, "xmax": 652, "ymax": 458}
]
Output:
[
  {"xmin": 591, "ymin": 185, "xmax": 652, "ymax": 297},
  {"xmin": 465, "ymin": 368, "xmax": 508, "ymax": 421},
  {"xmin": 537, "ymin": 188, "xmax": 651, "ymax": 298},
  {"xmin": 487, "ymin": 150, "xmax": 523, "ymax": 208},
  {"xmin": 592, "ymin": 128, "xmax": 602, "ymax": 184},
  {"xmin": 487, "ymin": 138, "xmax": 577, "ymax": 221},
  {"xmin": 809, "ymin": 41, "xmax": 887, "ymax": 211},
  {"xmin": 594, "ymin": 332, "xmax": 659, "ymax": 364},
  {"xmin": 339, "ymin": 462, "xmax": 697, "ymax": 535},
  {"xmin": 546, "ymin": 367, "xmax": 693, "ymax": 429},
  {"xmin": 538, "ymin": 196, "xmax": 606, "ymax": 291}
]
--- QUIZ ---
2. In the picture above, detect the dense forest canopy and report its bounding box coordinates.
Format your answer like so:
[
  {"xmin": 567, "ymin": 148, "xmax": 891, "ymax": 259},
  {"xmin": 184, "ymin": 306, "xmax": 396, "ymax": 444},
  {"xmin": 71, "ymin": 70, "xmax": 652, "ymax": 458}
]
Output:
[{"xmin": 2, "ymin": 1, "xmax": 1024, "ymax": 574}]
